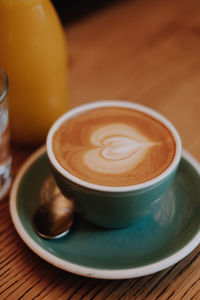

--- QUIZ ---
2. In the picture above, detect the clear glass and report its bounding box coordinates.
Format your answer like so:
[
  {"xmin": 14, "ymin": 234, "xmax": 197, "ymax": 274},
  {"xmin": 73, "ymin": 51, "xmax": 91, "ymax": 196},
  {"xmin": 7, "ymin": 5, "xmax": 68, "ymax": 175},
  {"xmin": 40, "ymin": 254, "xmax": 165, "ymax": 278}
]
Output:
[{"xmin": 0, "ymin": 67, "xmax": 12, "ymax": 200}]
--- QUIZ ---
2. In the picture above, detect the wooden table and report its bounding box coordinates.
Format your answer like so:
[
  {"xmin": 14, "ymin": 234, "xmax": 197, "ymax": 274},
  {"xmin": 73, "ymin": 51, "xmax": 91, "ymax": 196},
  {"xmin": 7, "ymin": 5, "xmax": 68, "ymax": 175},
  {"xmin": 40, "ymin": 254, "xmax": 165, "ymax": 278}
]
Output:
[{"xmin": 1, "ymin": 0, "xmax": 200, "ymax": 298}]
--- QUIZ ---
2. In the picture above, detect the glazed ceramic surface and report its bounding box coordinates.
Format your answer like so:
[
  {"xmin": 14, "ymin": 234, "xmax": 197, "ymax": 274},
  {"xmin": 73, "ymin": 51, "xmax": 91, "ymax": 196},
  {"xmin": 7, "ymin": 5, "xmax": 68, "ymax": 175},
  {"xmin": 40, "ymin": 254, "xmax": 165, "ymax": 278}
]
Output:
[
  {"xmin": 10, "ymin": 147, "xmax": 200, "ymax": 279},
  {"xmin": 46, "ymin": 101, "xmax": 182, "ymax": 228}
]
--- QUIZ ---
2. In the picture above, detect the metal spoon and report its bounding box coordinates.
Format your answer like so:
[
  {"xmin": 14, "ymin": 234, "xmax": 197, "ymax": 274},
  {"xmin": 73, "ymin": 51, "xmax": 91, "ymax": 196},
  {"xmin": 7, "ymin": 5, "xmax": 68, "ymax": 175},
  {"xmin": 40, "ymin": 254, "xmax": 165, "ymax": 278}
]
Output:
[{"xmin": 33, "ymin": 175, "xmax": 74, "ymax": 239}]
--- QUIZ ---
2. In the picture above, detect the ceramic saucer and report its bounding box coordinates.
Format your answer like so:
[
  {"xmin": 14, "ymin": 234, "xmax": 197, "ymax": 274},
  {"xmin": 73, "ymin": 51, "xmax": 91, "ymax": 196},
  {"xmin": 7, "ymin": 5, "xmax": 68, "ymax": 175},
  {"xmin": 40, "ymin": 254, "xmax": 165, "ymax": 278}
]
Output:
[{"xmin": 10, "ymin": 146, "xmax": 200, "ymax": 279}]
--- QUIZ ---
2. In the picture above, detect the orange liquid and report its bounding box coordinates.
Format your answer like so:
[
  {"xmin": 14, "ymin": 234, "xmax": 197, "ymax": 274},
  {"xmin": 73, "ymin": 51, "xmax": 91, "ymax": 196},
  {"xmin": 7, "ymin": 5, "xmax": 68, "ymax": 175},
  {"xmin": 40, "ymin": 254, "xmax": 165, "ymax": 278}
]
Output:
[{"xmin": 0, "ymin": 0, "xmax": 69, "ymax": 145}]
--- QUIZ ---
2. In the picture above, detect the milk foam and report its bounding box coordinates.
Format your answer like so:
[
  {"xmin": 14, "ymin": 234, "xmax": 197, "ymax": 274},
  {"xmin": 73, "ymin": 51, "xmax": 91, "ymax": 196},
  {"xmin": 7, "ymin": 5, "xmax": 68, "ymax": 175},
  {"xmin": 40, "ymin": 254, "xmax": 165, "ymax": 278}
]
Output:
[
  {"xmin": 83, "ymin": 123, "xmax": 154, "ymax": 174},
  {"xmin": 53, "ymin": 107, "xmax": 176, "ymax": 186}
]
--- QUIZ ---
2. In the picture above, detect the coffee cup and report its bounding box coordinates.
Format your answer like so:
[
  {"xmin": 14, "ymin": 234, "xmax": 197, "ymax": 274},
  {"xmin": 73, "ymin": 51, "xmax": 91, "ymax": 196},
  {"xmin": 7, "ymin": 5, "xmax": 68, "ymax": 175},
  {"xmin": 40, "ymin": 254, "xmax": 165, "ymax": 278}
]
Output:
[{"xmin": 46, "ymin": 100, "xmax": 182, "ymax": 228}]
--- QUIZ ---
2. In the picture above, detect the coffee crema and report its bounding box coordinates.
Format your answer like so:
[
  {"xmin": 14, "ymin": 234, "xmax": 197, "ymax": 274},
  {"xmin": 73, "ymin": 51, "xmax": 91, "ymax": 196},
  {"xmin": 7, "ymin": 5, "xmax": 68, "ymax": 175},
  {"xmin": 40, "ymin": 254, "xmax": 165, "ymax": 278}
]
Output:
[{"xmin": 53, "ymin": 107, "xmax": 176, "ymax": 186}]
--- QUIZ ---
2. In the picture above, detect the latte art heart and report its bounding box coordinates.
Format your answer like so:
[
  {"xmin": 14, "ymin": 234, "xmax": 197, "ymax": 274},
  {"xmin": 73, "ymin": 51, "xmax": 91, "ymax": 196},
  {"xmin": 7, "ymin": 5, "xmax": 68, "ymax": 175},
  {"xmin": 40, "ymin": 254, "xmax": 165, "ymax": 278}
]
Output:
[
  {"xmin": 53, "ymin": 106, "xmax": 176, "ymax": 186},
  {"xmin": 83, "ymin": 124, "xmax": 154, "ymax": 174},
  {"xmin": 102, "ymin": 137, "xmax": 141, "ymax": 160}
]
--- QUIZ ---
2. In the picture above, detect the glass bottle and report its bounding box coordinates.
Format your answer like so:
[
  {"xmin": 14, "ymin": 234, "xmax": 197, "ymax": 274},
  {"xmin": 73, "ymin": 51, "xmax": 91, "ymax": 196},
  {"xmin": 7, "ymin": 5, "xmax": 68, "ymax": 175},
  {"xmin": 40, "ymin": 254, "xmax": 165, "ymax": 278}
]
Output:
[{"xmin": 0, "ymin": 0, "xmax": 69, "ymax": 145}]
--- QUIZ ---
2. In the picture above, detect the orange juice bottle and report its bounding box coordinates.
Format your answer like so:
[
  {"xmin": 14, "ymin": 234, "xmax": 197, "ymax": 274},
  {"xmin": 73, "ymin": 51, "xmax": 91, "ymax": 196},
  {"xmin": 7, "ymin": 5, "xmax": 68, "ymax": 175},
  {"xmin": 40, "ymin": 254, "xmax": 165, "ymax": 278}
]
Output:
[{"xmin": 0, "ymin": 0, "xmax": 69, "ymax": 145}]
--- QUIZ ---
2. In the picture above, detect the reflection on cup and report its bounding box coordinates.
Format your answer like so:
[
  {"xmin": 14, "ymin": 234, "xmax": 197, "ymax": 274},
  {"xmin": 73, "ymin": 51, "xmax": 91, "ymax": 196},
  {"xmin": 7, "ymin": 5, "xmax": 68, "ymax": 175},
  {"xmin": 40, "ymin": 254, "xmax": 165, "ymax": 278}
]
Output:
[{"xmin": 0, "ymin": 67, "xmax": 12, "ymax": 200}]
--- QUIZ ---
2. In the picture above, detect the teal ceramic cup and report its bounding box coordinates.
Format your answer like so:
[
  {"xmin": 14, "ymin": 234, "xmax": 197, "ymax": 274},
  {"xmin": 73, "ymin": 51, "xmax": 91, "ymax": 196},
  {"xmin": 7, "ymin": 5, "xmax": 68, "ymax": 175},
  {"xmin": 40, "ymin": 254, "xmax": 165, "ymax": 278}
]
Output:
[{"xmin": 46, "ymin": 101, "xmax": 182, "ymax": 228}]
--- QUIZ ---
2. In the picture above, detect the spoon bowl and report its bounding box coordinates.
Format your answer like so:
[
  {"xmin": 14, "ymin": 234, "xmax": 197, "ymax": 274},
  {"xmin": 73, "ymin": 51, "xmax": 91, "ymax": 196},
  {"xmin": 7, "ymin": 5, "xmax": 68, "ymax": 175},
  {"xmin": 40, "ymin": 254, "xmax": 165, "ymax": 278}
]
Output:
[{"xmin": 33, "ymin": 175, "xmax": 74, "ymax": 239}]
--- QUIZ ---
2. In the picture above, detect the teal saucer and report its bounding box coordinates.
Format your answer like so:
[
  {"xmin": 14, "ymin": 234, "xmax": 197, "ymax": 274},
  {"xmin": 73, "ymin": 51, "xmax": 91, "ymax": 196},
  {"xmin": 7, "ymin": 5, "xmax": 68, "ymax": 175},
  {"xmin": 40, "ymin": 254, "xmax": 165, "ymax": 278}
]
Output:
[{"xmin": 10, "ymin": 146, "xmax": 200, "ymax": 279}]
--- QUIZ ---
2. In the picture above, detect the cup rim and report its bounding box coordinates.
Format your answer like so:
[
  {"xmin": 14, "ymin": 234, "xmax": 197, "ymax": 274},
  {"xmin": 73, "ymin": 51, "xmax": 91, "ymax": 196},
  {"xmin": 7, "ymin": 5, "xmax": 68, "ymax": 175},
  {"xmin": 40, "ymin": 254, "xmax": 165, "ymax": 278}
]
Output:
[{"xmin": 46, "ymin": 100, "xmax": 182, "ymax": 192}]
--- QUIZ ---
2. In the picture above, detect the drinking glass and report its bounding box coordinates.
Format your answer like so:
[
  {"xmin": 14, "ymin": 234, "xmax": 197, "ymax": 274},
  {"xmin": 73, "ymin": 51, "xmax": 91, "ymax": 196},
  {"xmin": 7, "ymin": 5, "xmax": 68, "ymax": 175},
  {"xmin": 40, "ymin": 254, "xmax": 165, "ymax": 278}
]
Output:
[{"xmin": 0, "ymin": 67, "xmax": 12, "ymax": 200}]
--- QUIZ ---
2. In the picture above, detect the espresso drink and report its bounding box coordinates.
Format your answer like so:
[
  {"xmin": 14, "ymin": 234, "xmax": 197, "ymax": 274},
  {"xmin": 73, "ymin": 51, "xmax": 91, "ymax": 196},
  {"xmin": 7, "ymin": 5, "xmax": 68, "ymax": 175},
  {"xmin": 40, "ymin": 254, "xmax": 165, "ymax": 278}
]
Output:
[{"xmin": 53, "ymin": 107, "xmax": 176, "ymax": 186}]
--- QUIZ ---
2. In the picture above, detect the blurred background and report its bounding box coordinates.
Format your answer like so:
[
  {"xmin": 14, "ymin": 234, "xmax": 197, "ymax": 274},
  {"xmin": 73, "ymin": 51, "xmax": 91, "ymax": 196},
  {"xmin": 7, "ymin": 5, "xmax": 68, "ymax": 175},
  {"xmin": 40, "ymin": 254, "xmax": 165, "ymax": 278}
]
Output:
[
  {"xmin": 52, "ymin": 0, "xmax": 200, "ymax": 162},
  {"xmin": 52, "ymin": 0, "xmax": 120, "ymax": 25}
]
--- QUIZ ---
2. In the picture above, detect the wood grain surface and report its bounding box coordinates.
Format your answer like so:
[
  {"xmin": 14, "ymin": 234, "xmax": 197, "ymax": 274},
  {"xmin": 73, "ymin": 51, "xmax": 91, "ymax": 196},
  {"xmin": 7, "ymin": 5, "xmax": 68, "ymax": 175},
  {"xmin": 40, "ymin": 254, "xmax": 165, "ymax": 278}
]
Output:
[{"xmin": 1, "ymin": 0, "xmax": 200, "ymax": 299}]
